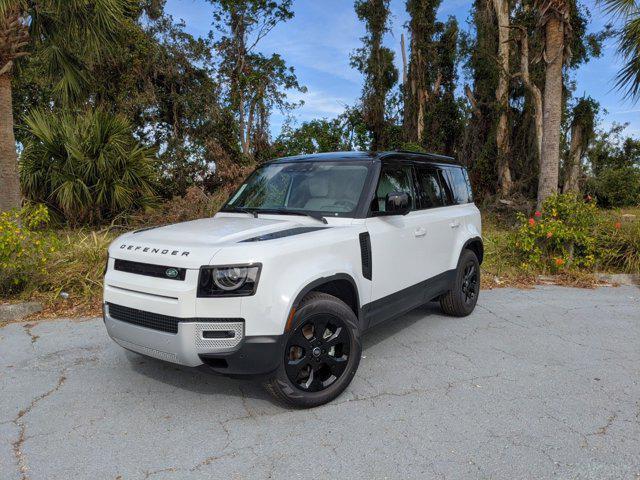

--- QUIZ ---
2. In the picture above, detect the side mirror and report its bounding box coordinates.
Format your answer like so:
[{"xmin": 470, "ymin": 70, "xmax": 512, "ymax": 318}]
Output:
[{"xmin": 385, "ymin": 191, "xmax": 411, "ymax": 215}]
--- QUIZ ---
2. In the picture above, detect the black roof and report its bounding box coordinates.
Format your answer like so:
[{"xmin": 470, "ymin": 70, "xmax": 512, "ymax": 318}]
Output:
[{"xmin": 268, "ymin": 151, "xmax": 459, "ymax": 166}]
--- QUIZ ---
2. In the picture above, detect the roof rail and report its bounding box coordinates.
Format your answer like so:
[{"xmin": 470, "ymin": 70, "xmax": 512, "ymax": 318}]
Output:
[{"xmin": 385, "ymin": 150, "xmax": 457, "ymax": 163}]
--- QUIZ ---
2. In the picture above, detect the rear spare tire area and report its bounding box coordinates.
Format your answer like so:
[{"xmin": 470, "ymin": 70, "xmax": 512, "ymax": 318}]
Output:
[
  {"xmin": 264, "ymin": 292, "xmax": 361, "ymax": 408},
  {"xmin": 440, "ymin": 249, "xmax": 480, "ymax": 317}
]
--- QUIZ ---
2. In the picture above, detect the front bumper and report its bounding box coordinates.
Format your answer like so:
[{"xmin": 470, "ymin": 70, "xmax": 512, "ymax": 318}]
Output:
[{"xmin": 104, "ymin": 304, "xmax": 283, "ymax": 376}]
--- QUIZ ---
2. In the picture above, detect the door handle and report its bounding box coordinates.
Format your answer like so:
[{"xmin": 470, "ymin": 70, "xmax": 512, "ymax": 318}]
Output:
[
  {"xmin": 414, "ymin": 227, "xmax": 427, "ymax": 237},
  {"xmin": 449, "ymin": 221, "xmax": 460, "ymax": 229}
]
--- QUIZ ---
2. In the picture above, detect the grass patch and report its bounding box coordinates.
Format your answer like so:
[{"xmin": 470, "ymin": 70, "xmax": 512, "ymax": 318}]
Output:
[{"xmin": 3, "ymin": 203, "xmax": 638, "ymax": 320}]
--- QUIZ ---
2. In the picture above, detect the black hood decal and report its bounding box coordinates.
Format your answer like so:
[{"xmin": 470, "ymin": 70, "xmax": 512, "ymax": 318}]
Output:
[{"xmin": 242, "ymin": 227, "xmax": 329, "ymax": 242}]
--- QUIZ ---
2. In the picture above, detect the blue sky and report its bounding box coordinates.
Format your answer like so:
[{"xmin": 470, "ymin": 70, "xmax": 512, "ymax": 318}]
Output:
[{"xmin": 165, "ymin": 0, "xmax": 639, "ymax": 138}]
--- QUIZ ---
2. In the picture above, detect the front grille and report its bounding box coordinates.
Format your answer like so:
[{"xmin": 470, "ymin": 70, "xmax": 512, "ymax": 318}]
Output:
[
  {"xmin": 107, "ymin": 303, "xmax": 244, "ymax": 338},
  {"xmin": 114, "ymin": 259, "xmax": 186, "ymax": 281},
  {"xmin": 108, "ymin": 303, "xmax": 182, "ymax": 333}
]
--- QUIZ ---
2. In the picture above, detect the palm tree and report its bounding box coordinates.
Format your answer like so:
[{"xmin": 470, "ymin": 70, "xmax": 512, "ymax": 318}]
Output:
[
  {"xmin": 536, "ymin": 0, "xmax": 573, "ymax": 208},
  {"xmin": 0, "ymin": 0, "xmax": 131, "ymax": 212},
  {"xmin": 20, "ymin": 109, "xmax": 158, "ymax": 224},
  {"xmin": 602, "ymin": 0, "xmax": 640, "ymax": 100}
]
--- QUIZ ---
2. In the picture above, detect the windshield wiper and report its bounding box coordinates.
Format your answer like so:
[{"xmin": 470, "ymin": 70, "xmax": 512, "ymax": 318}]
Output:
[{"xmin": 260, "ymin": 209, "xmax": 328, "ymax": 225}]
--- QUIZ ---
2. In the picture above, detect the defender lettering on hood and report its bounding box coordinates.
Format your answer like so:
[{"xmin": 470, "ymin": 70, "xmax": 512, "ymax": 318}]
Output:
[{"xmin": 119, "ymin": 244, "xmax": 191, "ymax": 257}]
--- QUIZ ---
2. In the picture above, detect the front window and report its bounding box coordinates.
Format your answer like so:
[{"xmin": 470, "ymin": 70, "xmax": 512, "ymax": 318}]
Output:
[
  {"xmin": 223, "ymin": 161, "xmax": 371, "ymax": 217},
  {"xmin": 371, "ymin": 164, "xmax": 416, "ymax": 213}
]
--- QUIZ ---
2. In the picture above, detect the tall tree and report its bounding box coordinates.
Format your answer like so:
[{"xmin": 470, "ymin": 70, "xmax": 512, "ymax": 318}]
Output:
[
  {"xmin": 351, "ymin": 0, "xmax": 398, "ymax": 150},
  {"xmin": 492, "ymin": 0, "xmax": 513, "ymax": 195},
  {"xmin": 424, "ymin": 17, "xmax": 463, "ymax": 155},
  {"xmin": 536, "ymin": 0, "xmax": 572, "ymax": 207},
  {"xmin": 563, "ymin": 97, "xmax": 597, "ymax": 192},
  {"xmin": 463, "ymin": 0, "xmax": 514, "ymax": 195},
  {"xmin": 211, "ymin": 0, "xmax": 304, "ymax": 160},
  {"xmin": 0, "ymin": 0, "xmax": 132, "ymax": 212},
  {"xmin": 404, "ymin": 0, "xmax": 441, "ymax": 144},
  {"xmin": 602, "ymin": 0, "xmax": 640, "ymax": 101}
]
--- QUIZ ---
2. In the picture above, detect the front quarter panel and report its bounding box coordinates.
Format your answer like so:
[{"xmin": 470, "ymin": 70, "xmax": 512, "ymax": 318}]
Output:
[{"xmin": 199, "ymin": 226, "xmax": 370, "ymax": 336}]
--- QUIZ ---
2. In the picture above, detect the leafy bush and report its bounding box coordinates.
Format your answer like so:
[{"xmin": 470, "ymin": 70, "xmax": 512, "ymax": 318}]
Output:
[
  {"xmin": 40, "ymin": 230, "xmax": 114, "ymax": 302},
  {"xmin": 20, "ymin": 109, "xmax": 159, "ymax": 225},
  {"xmin": 587, "ymin": 166, "xmax": 640, "ymax": 208},
  {"xmin": 595, "ymin": 213, "xmax": 640, "ymax": 273},
  {"xmin": 129, "ymin": 187, "xmax": 227, "ymax": 228},
  {"xmin": 512, "ymin": 194, "xmax": 598, "ymax": 272},
  {"xmin": 0, "ymin": 205, "xmax": 56, "ymax": 294}
]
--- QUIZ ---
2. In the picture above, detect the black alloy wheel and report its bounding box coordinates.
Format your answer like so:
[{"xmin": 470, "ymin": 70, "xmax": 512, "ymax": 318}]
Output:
[
  {"xmin": 264, "ymin": 292, "xmax": 361, "ymax": 408},
  {"xmin": 285, "ymin": 314, "xmax": 350, "ymax": 392},
  {"xmin": 461, "ymin": 262, "xmax": 479, "ymax": 305},
  {"xmin": 440, "ymin": 249, "xmax": 480, "ymax": 317}
]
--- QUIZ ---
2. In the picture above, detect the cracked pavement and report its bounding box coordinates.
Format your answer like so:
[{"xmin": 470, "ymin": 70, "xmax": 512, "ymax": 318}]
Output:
[{"xmin": 1, "ymin": 286, "xmax": 639, "ymax": 479}]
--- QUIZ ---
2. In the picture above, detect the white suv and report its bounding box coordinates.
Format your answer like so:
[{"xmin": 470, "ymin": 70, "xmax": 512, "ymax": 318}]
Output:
[{"xmin": 103, "ymin": 151, "xmax": 482, "ymax": 407}]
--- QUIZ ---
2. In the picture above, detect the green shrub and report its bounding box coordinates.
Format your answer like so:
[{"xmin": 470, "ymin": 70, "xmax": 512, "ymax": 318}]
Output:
[
  {"xmin": 0, "ymin": 205, "xmax": 56, "ymax": 294},
  {"xmin": 588, "ymin": 167, "xmax": 640, "ymax": 208},
  {"xmin": 595, "ymin": 215, "xmax": 640, "ymax": 273},
  {"xmin": 512, "ymin": 194, "xmax": 598, "ymax": 272},
  {"xmin": 20, "ymin": 109, "xmax": 159, "ymax": 225},
  {"xmin": 40, "ymin": 231, "xmax": 114, "ymax": 302}
]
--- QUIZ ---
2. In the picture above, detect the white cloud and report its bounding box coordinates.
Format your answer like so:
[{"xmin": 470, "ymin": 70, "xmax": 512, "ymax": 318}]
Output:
[{"xmin": 288, "ymin": 88, "xmax": 353, "ymax": 119}]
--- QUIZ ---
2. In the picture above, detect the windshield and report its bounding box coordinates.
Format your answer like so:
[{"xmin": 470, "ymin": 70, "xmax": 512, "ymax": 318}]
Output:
[{"xmin": 223, "ymin": 161, "xmax": 371, "ymax": 217}]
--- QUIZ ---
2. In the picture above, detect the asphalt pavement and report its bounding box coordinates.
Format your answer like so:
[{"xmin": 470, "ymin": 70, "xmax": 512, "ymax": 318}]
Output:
[{"xmin": 1, "ymin": 286, "xmax": 639, "ymax": 479}]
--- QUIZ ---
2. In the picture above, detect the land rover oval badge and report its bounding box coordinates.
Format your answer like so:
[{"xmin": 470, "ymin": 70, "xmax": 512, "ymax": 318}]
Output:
[{"xmin": 165, "ymin": 268, "xmax": 179, "ymax": 278}]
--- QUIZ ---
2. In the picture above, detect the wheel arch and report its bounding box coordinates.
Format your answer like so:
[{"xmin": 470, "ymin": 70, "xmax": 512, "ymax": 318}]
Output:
[
  {"xmin": 462, "ymin": 236, "xmax": 484, "ymax": 265},
  {"xmin": 289, "ymin": 274, "xmax": 361, "ymax": 329}
]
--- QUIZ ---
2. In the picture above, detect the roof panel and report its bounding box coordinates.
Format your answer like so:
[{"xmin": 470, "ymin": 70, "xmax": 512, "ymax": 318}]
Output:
[{"xmin": 267, "ymin": 151, "xmax": 460, "ymax": 165}]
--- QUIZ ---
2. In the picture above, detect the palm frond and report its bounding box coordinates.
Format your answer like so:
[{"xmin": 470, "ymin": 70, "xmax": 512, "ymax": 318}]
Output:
[
  {"xmin": 600, "ymin": 0, "xmax": 640, "ymax": 17},
  {"xmin": 615, "ymin": 14, "xmax": 640, "ymax": 100},
  {"xmin": 19, "ymin": 108, "xmax": 159, "ymax": 224}
]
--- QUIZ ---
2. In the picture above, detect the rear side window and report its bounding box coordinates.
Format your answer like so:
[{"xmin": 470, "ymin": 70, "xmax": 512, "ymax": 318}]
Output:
[
  {"xmin": 415, "ymin": 166, "xmax": 446, "ymax": 209},
  {"xmin": 372, "ymin": 164, "xmax": 416, "ymax": 213},
  {"xmin": 462, "ymin": 168, "xmax": 474, "ymax": 203},
  {"xmin": 444, "ymin": 167, "xmax": 472, "ymax": 205}
]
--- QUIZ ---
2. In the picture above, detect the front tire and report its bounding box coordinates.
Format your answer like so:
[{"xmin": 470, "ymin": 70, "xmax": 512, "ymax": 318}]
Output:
[
  {"xmin": 264, "ymin": 292, "xmax": 361, "ymax": 408},
  {"xmin": 440, "ymin": 249, "xmax": 480, "ymax": 317}
]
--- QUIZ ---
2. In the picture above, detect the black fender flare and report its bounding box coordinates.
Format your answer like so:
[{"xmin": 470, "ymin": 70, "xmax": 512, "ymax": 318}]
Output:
[
  {"xmin": 289, "ymin": 273, "xmax": 362, "ymax": 325},
  {"xmin": 462, "ymin": 236, "xmax": 484, "ymax": 264}
]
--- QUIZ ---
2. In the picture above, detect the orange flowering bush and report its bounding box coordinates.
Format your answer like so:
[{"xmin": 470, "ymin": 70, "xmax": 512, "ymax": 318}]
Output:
[{"xmin": 512, "ymin": 194, "xmax": 598, "ymax": 272}]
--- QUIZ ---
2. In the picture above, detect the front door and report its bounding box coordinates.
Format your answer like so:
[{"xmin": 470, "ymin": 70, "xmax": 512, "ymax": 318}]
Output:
[{"xmin": 364, "ymin": 163, "xmax": 427, "ymax": 325}]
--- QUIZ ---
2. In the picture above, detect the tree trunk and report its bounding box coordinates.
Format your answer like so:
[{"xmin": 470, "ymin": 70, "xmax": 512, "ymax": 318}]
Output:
[
  {"xmin": 563, "ymin": 122, "xmax": 583, "ymax": 193},
  {"xmin": 0, "ymin": 74, "xmax": 21, "ymax": 212},
  {"xmin": 517, "ymin": 28, "xmax": 543, "ymax": 161},
  {"xmin": 492, "ymin": 0, "xmax": 512, "ymax": 197},
  {"xmin": 537, "ymin": 15, "xmax": 564, "ymax": 208}
]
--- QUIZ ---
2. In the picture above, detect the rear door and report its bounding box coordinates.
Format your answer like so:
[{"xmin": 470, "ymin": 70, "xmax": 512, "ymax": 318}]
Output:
[
  {"xmin": 441, "ymin": 166, "xmax": 477, "ymax": 269},
  {"xmin": 412, "ymin": 165, "xmax": 456, "ymax": 279}
]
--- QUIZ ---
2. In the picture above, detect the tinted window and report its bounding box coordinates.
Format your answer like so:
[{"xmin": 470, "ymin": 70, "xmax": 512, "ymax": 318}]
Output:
[
  {"xmin": 415, "ymin": 166, "xmax": 446, "ymax": 209},
  {"xmin": 462, "ymin": 168, "xmax": 474, "ymax": 203},
  {"xmin": 372, "ymin": 164, "xmax": 416, "ymax": 213},
  {"xmin": 444, "ymin": 167, "xmax": 472, "ymax": 205}
]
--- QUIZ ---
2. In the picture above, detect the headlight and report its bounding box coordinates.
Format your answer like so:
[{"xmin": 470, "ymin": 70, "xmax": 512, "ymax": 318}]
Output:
[{"xmin": 197, "ymin": 264, "xmax": 261, "ymax": 297}]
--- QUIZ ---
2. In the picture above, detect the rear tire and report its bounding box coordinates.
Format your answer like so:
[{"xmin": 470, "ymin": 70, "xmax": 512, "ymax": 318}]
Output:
[
  {"xmin": 264, "ymin": 292, "xmax": 361, "ymax": 408},
  {"xmin": 440, "ymin": 249, "xmax": 480, "ymax": 317}
]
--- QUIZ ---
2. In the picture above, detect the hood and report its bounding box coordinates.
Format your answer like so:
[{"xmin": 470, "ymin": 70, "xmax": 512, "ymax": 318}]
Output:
[{"xmin": 109, "ymin": 214, "xmax": 302, "ymax": 268}]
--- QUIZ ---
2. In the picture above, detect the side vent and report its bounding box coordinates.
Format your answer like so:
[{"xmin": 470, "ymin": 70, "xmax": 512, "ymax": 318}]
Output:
[{"xmin": 359, "ymin": 232, "xmax": 372, "ymax": 280}]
